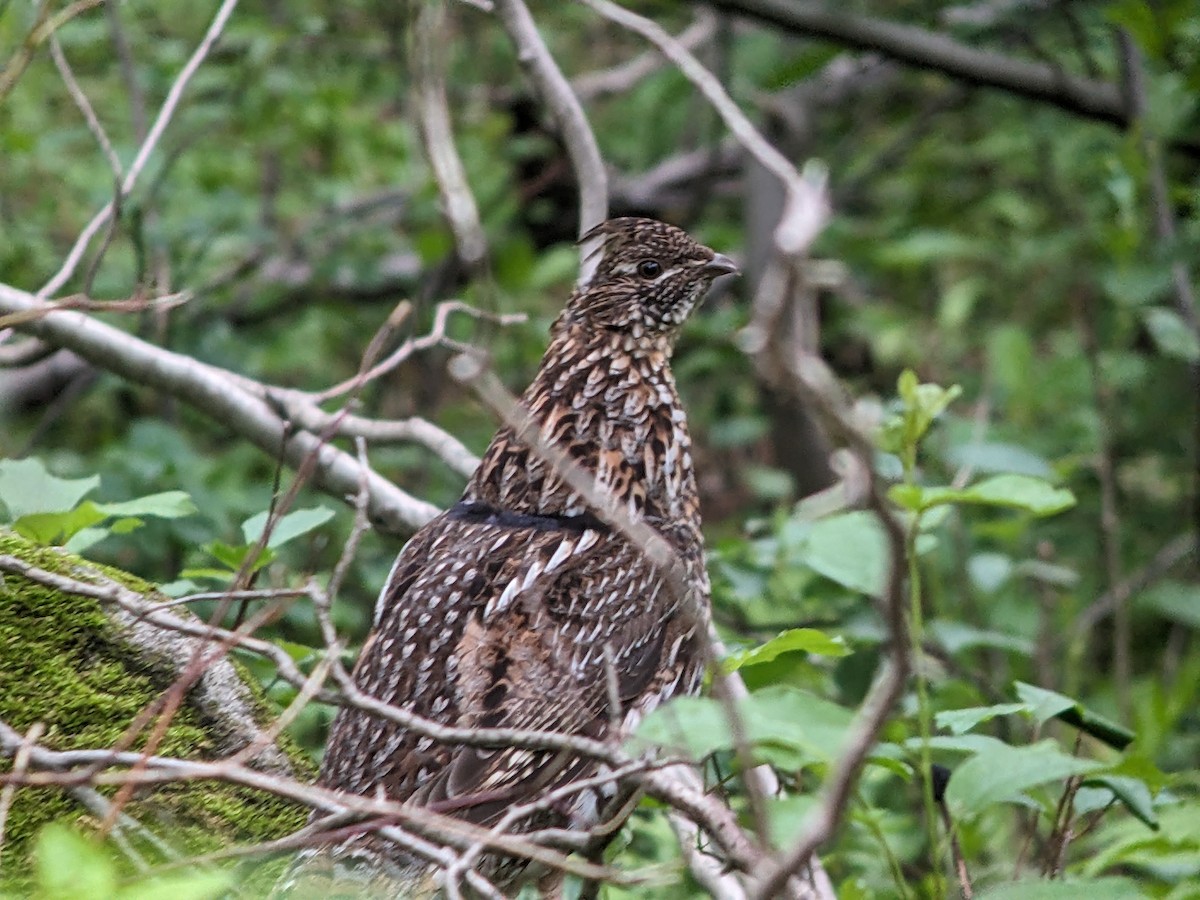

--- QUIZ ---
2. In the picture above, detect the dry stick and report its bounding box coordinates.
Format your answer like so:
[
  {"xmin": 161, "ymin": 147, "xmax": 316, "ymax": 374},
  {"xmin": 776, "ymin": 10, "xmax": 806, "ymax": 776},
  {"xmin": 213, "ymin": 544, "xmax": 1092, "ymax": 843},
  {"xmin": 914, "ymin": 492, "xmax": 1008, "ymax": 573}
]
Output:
[
  {"xmin": 0, "ymin": 281, "xmax": 440, "ymax": 532},
  {"xmin": 0, "ymin": 336, "xmax": 56, "ymax": 367},
  {"xmin": 69, "ymin": 784, "xmax": 181, "ymax": 862},
  {"xmin": 1042, "ymin": 731, "xmax": 1085, "ymax": 879},
  {"xmin": 578, "ymin": 0, "xmax": 828, "ymax": 257},
  {"xmin": 0, "ymin": 0, "xmax": 106, "ymax": 102},
  {"xmin": 702, "ymin": 0, "xmax": 1165, "ymax": 144},
  {"xmin": 226, "ymin": 653, "xmax": 332, "ymax": 770},
  {"xmin": 53, "ymin": 4, "xmax": 137, "ymax": 298},
  {"xmin": 1074, "ymin": 290, "xmax": 1129, "ymax": 721},
  {"xmin": 303, "ymin": 300, "xmax": 524, "ymax": 403},
  {"xmin": 49, "ymin": 33, "xmax": 124, "ymax": 181},
  {"xmin": 265, "ymin": 402, "xmax": 480, "ymax": 480},
  {"xmin": 147, "ymin": 587, "xmax": 311, "ymax": 612},
  {"xmin": 741, "ymin": 272, "xmax": 906, "ymax": 898},
  {"xmin": 1070, "ymin": 532, "xmax": 1197, "ymax": 641},
  {"xmin": 0, "ymin": 722, "xmax": 603, "ymax": 895},
  {"xmin": 327, "ymin": 438, "xmax": 376, "ymax": 601},
  {"xmin": 937, "ymin": 798, "xmax": 973, "ymax": 899},
  {"xmin": 105, "ymin": 0, "xmax": 148, "ymax": 142},
  {"xmin": 572, "ymin": 11, "xmax": 717, "ymax": 100},
  {"xmin": 492, "ymin": 0, "xmax": 609, "ymax": 281},
  {"xmin": 442, "ymin": 758, "xmax": 660, "ymax": 895},
  {"xmin": 413, "ymin": 0, "xmax": 489, "ymax": 270},
  {"xmin": 38, "ymin": 0, "xmax": 241, "ymax": 299},
  {"xmin": 0, "ymin": 723, "xmax": 44, "ymax": 863},
  {"xmin": 0, "ymin": 290, "xmax": 191, "ymax": 329}
]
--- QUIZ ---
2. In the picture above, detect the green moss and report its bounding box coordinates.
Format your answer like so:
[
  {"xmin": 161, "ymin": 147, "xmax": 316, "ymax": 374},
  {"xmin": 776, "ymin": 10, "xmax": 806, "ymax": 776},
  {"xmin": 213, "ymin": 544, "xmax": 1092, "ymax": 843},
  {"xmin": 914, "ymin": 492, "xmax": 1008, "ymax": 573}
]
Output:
[{"xmin": 0, "ymin": 531, "xmax": 314, "ymax": 889}]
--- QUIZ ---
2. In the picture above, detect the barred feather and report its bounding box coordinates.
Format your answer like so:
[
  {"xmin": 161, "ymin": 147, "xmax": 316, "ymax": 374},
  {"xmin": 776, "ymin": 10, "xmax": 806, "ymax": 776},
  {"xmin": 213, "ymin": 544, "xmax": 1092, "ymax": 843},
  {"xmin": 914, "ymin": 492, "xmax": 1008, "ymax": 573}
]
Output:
[{"xmin": 306, "ymin": 218, "xmax": 736, "ymax": 889}]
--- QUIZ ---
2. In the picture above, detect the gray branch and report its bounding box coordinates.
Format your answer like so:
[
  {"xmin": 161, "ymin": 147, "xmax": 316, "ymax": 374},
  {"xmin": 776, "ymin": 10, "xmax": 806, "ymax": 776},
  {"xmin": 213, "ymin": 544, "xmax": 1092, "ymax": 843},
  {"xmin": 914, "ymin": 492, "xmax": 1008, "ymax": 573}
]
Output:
[
  {"xmin": 706, "ymin": 0, "xmax": 1200, "ymax": 157},
  {"xmin": 0, "ymin": 282, "xmax": 439, "ymax": 533}
]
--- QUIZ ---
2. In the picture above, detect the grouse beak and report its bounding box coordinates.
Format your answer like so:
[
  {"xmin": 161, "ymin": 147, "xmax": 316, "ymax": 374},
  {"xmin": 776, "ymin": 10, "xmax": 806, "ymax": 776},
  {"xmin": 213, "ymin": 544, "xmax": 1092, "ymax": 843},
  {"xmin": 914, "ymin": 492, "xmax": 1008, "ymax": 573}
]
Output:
[{"xmin": 703, "ymin": 253, "xmax": 740, "ymax": 277}]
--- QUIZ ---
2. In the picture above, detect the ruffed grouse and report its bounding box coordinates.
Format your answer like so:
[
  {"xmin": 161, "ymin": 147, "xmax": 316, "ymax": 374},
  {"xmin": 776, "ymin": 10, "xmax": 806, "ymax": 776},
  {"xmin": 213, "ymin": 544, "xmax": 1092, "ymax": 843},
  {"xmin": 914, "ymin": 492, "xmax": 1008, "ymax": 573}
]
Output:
[{"xmin": 314, "ymin": 217, "xmax": 736, "ymax": 887}]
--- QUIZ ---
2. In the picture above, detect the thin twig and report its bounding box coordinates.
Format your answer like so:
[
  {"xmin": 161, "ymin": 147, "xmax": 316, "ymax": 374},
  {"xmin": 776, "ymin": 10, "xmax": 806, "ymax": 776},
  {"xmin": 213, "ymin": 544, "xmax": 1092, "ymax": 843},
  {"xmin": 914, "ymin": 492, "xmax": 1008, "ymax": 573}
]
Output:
[
  {"xmin": 0, "ymin": 722, "xmax": 44, "ymax": 863},
  {"xmin": 578, "ymin": 0, "xmax": 828, "ymax": 256},
  {"xmin": 413, "ymin": 0, "xmax": 489, "ymax": 269},
  {"xmin": 49, "ymin": 33, "xmax": 124, "ymax": 181},
  {"xmin": 38, "ymin": 0, "xmax": 241, "ymax": 298},
  {"xmin": 492, "ymin": 0, "xmax": 608, "ymax": 278},
  {"xmin": 572, "ymin": 11, "xmax": 717, "ymax": 99}
]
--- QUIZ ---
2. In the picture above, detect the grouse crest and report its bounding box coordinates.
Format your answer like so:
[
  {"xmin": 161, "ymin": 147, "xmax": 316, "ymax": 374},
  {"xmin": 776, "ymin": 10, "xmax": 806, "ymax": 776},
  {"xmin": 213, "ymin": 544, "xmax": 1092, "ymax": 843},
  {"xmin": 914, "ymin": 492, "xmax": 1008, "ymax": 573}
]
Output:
[{"xmin": 314, "ymin": 217, "xmax": 737, "ymax": 886}]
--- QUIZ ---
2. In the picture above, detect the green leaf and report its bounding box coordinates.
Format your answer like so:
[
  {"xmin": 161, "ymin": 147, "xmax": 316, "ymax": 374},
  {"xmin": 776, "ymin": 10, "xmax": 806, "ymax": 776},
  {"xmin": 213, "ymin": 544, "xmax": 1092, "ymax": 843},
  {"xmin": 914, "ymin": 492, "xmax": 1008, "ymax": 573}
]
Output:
[
  {"xmin": 887, "ymin": 483, "xmax": 924, "ymax": 511},
  {"xmin": 1013, "ymin": 681, "xmax": 1078, "ymax": 724},
  {"xmin": 8, "ymin": 488, "xmax": 195, "ymax": 548},
  {"xmin": 723, "ymin": 628, "xmax": 850, "ymax": 673},
  {"xmin": 967, "ymin": 552, "xmax": 1014, "ymax": 593},
  {"xmin": 802, "ymin": 511, "xmax": 891, "ymax": 597},
  {"xmin": 943, "ymin": 442, "xmax": 1054, "ymax": 478},
  {"xmin": 204, "ymin": 540, "xmax": 275, "ymax": 573},
  {"xmin": 928, "ymin": 620, "xmax": 1032, "ymax": 656},
  {"xmin": 65, "ymin": 526, "xmax": 119, "ymax": 554},
  {"xmin": 976, "ymin": 877, "xmax": 1142, "ymax": 900},
  {"xmin": 945, "ymin": 739, "xmax": 1103, "ymax": 818},
  {"xmin": 912, "ymin": 734, "xmax": 1013, "ymax": 755},
  {"xmin": 93, "ymin": 490, "xmax": 198, "ymax": 520},
  {"xmin": 13, "ymin": 504, "xmax": 107, "ymax": 545},
  {"xmin": 1099, "ymin": 263, "xmax": 1171, "ymax": 308},
  {"xmin": 936, "ymin": 703, "xmax": 1029, "ymax": 735},
  {"xmin": 633, "ymin": 687, "xmax": 855, "ymax": 770},
  {"xmin": 876, "ymin": 230, "xmax": 985, "ymax": 268},
  {"xmin": 880, "ymin": 372, "xmax": 962, "ymax": 460},
  {"xmin": 1079, "ymin": 774, "xmax": 1159, "ymax": 830},
  {"xmin": 917, "ymin": 474, "xmax": 1076, "ymax": 516},
  {"xmin": 768, "ymin": 794, "xmax": 819, "ymax": 848},
  {"xmin": 0, "ymin": 458, "xmax": 98, "ymax": 522},
  {"xmin": 1137, "ymin": 580, "xmax": 1200, "ymax": 628},
  {"xmin": 179, "ymin": 567, "xmax": 238, "ymax": 583},
  {"xmin": 1143, "ymin": 307, "xmax": 1200, "ymax": 362},
  {"xmin": 241, "ymin": 506, "xmax": 335, "ymax": 549},
  {"xmin": 631, "ymin": 695, "xmax": 731, "ymax": 760},
  {"xmin": 35, "ymin": 824, "xmax": 117, "ymax": 900},
  {"xmin": 1014, "ymin": 682, "xmax": 1135, "ymax": 750}
]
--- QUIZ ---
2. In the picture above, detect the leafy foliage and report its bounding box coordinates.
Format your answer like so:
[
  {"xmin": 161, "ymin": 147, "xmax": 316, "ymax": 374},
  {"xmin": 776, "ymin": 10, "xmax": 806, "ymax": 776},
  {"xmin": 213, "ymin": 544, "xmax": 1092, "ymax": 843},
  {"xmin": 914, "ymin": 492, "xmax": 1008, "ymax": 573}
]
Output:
[{"xmin": 2, "ymin": 0, "xmax": 1198, "ymax": 896}]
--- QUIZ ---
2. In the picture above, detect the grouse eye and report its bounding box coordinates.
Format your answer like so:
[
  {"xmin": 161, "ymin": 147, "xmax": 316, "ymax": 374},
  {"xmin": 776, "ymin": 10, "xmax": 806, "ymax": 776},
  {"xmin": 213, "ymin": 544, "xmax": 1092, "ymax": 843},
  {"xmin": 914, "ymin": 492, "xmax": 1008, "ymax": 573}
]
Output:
[{"xmin": 636, "ymin": 259, "xmax": 663, "ymax": 279}]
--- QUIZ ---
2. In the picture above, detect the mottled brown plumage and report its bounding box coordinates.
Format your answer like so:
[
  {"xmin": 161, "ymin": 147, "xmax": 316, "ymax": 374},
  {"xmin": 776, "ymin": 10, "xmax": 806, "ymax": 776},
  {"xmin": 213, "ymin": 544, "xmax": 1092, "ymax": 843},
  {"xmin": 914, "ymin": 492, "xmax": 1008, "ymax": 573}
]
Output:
[{"xmin": 315, "ymin": 217, "xmax": 736, "ymax": 884}]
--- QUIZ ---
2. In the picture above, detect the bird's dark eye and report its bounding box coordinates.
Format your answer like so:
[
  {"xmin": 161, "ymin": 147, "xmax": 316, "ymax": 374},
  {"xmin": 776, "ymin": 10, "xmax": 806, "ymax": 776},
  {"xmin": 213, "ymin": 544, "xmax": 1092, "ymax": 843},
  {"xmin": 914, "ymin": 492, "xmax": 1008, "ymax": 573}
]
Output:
[{"xmin": 637, "ymin": 259, "xmax": 662, "ymax": 279}]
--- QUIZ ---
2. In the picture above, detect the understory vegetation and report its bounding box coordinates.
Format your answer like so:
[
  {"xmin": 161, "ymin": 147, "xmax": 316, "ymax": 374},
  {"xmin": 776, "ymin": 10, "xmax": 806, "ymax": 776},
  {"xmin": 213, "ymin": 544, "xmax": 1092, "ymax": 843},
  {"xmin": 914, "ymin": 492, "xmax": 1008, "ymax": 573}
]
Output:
[{"xmin": 1, "ymin": 0, "xmax": 1198, "ymax": 897}]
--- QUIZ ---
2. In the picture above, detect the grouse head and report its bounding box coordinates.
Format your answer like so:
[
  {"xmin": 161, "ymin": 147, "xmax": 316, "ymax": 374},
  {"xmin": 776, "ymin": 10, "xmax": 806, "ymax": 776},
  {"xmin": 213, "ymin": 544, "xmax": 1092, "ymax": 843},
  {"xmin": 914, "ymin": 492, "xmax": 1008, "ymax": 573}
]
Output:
[{"xmin": 565, "ymin": 217, "xmax": 737, "ymax": 340}]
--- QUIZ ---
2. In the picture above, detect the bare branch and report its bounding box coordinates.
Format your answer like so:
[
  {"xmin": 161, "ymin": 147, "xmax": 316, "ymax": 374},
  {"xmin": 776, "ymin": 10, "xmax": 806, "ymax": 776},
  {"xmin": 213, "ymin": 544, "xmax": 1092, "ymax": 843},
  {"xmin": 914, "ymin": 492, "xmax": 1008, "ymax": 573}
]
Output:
[
  {"xmin": 572, "ymin": 11, "xmax": 717, "ymax": 100},
  {"xmin": 1069, "ymin": 532, "xmax": 1198, "ymax": 641},
  {"xmin": 49, "ymin": 34, "xmax": 124, "ymax": 182},
  {"xmin": 38, "ymin": 0, "xmax": 241, "ymax": 298},
  {"xmin": 413, "ymin": 0, "xmax": 489, "ymax": 269},
  {"xmin": 492, "ymin": 0, "xmax": 609, "ymax": 279},
  {"xmin": 0, "ymin": 283, "xmax": 439, "ymax": 532},
  {"xmin": 0, "ymin": 0, "xmax": 105, "ymax": 103},
  {"xmin": 0, "ymin": 336, "xmax": 56, "ymax": 368},
  {"xmin": 702, "ymin": 0, "xmax": 1200, "ymax": 158},
  {"xmin": 579, "ymin": 0, "xmax": 829, "ymax": 255}
]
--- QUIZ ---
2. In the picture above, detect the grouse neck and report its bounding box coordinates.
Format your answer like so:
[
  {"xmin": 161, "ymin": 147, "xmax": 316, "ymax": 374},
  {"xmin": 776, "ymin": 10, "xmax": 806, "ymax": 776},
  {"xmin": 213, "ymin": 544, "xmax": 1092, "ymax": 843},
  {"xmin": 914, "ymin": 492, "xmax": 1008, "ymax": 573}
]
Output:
[{"xmin": 462, "ymin": 321, "xmax": 699, "ymax": 532}]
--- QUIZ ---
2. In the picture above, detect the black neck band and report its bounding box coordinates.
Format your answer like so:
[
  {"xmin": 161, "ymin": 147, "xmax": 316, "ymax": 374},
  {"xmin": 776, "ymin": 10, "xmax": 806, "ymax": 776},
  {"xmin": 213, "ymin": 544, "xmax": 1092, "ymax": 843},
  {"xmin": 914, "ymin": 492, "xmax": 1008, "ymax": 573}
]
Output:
[{"xmin": 447, "ymin": 500, "xmax": 609, "ymax": 534}]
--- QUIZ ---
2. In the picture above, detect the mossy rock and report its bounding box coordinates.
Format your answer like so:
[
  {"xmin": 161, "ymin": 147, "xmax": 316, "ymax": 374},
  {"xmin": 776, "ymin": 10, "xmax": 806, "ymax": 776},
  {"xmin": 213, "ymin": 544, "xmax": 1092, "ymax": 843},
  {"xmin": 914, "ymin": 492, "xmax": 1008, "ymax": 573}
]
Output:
[{"xmin": 0, "ymin": 530, "xmax": 315, "ymax": 894}]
